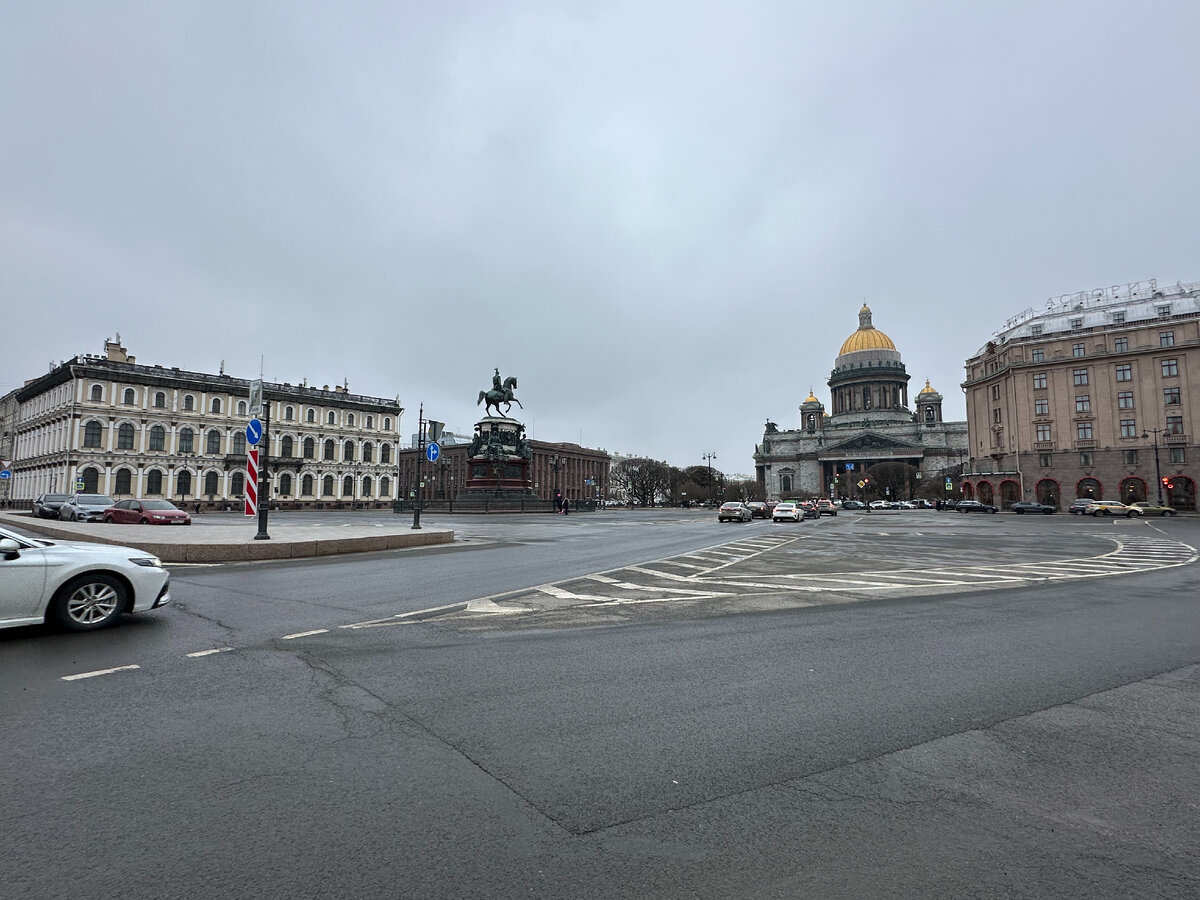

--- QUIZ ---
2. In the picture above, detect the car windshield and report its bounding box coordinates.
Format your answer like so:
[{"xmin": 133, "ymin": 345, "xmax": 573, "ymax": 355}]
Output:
[
  {"xmin": 43, "ymin": 494, "xmax": 69, "ymax": 502},
  {"xmin": 141, "ymin": 500, "xmax": 179, "ymax": 510},
  {"xmin": 79, "ymin": 495, "xmax": 115, "ymax": 505}
]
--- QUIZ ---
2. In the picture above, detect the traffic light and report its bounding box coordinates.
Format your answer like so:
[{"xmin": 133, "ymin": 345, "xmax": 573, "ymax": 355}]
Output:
[{"xmin": 1162, "ymin": 476, "xmax": 1170, "ymax": 487}]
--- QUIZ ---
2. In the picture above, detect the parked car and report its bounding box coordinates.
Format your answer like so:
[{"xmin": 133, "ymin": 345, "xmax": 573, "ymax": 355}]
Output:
[
  {"xmin": 816, "ymin": 500, "xmax": 837, "ymax": 516},
  {"xmin": 1067, "ymin": 499, "xmax": 1097, "ymax": 516},
  {"xmin": 955, "ymin": 500, "xmax": 998, "ymax": 514},
  {"xmin": 894, "ymin": 501, "xmax": 917, "ymax": 510},
  {"xmin": 841, "ymin": 500, "xmax": 868, "ymax": 510},
  {"xmin": 1085, "ymin": 500, "xmax": 1141, "ymax": 518},
  {"xmin": 1010, "ymin": 501, "xmax": 1057, "ymax": 515},
  {"xmin": 772, "ymin": 502, "xmax": 802, "ymax": 523},
  {"xmin": 58, "ymin": 494, "xmax": 117, "ymax": 523},
  {"xmin": 103, "ymin": 499, "xmax": 192, "ymax": 525},
  {"xmin": 0, "ymin": 524, "xmax": 171, "ymax": 631},
  {"xmin": 745, "ymin": 501, "xmax": 769, "ymax": 519},
  {"xmin": 941, "ymin": 500, "xmax": 959, "ymax": 510},
  {"xmin": 717, "ymin": 501, "xmax": 753, "ymax": 523},
  {"xmin": 33, "ymin": 493, "xmax": 71, "ymax": 519},
  {"xmin": 1128, "ymin": 501, "xmax": 1177, "ymax": 517},
  {"xmin": 868, "ymin": 500, "xmax": 890, "ymax": 510}
]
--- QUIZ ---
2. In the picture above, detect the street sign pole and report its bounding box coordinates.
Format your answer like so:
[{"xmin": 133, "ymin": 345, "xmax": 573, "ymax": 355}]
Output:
[
  {"xmin": 412, "ymin": 403, "xmax": 423, "ymax": 530},
  {"xmin": 254, "ymin": 399, "xmax": 271, "ymax": 540}
]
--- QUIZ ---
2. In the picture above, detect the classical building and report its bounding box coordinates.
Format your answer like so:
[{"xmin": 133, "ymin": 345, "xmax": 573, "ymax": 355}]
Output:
[
  {"xmin": 10, "ymin": 338, "xmax": 402, "ymax": 509},
  {"xmin": 1, "ymin": 387, "xmax": 18, "ymax": 507},
  {"xmin": 961, "ymin": 278, "xmax": 1198, "ymax": 510},
  {"xmin": 754, "ymin": 305, "xmax": 968, "ymax": 500}
]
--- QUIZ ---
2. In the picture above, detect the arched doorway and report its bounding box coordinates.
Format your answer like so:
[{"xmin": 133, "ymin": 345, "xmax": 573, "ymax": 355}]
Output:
[
  {"xmin": 1167, "ymin": 476, "xmax": 1196, "ymax": 511},
  {"xmin": 999, "ymin": 480, "xmax": 1020, "ymax": 508},
  {"xmin": 1076, "ymin": 477, "xmax": 1102, "ymax": 500},
  {"xmin": 961, "ymin": 481, "xmax": 975, "ymax": 500},
  {"xmin": 1119, "ymin": 477, "xmax": 1146, "ymax": 504},
  {"xmin": 81, "ymin": 467, "xmax": 100, "ymax": 493},
  {"xmin": 977, "ymin": 481, "xmax": 994, "ymax": 505},
  {"xmin": 1036, "ymin": 479, "xmax": 1061, "ymax": 507}
]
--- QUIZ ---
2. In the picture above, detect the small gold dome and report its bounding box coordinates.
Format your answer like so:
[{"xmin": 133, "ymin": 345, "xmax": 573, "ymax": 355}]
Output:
[
  {"xmin": 838, "ymin": 327, "xmax": 897, "ymax": 355},
  {"xmin": 918, "ymin": 379, "xmax": 937, "ymax": 395},
  {"xmin": 804, "ymin": 389, "xmax": 820, "ymax": 404}
]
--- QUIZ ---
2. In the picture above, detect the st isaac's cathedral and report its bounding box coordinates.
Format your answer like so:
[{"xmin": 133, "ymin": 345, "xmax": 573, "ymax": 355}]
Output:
[{"xmin": 754, "ymin": 305, "xmax": 968, "ymax": 499}]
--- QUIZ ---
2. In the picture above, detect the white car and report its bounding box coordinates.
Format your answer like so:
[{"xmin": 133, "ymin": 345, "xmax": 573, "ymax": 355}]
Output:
[
  {"xmin": 0, "ymin": 525, "xmax": 171, "ymax": 631},
  {"xmin": 772, "ymin": 502, "xmax": 802, "ymax": 522},
  {"xmin": 868, "ymin": 500, "xmax": 890, "ymax": 510}
]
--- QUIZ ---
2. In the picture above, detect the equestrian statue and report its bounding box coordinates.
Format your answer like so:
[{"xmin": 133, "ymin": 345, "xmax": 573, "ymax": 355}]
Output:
[{"xmin": 477, "ymin": 368, "xmax": 524, "ymax": 418}]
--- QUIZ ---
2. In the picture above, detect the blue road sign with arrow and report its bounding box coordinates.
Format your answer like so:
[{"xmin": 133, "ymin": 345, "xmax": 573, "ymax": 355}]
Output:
[
  {"xmin": 426, "ymin": 441, "xmax": 440, "ymax": 463},
  {"xmin": 0, "ymin": 470, "xmax": 10, "ymax": 480},
  {"xmin": 246, "ymin": 418, "xmax": 263, "ymax": 446}
]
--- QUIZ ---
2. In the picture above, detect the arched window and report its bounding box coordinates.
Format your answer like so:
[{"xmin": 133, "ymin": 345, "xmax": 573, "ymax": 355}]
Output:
[
  {"xmin": 237, "ymin": 400, "xmax": 247, "ymax": 417},
  {"xmin": 361, "ymin": 476, "xmax": 372, "ymax": 497},
  {"xmin": 123, "ymin": 388, "xmax": 136, "ymax": 405},
  {"xmin": 115, "ymin": 468, "xmax": 132, "ymax": 494},
  {"xmin": 206, "ymin": 430, "xmax": 221, "ymax": 454},
  {"xmin": 327, "ymin": 411, "xmax": 336, "ymax": 425},
  {"xmin": 303, "ymin": 437, "xmax": 315, "ymax": 459},
  {"xmin": 324, "ymin": 439, "xmax": 335, "ymax": 460},
  {"xmin": 1036, "ymin": 479, "xmax": 1060, "ymax": 507},
  {"xmin": 380, "ymin": 443, "xmax": 391, "ymax": 464},
  {"xmin": 211, "ymin": 397, "xmax": 222, "ymax": 414},
  {"xmin": 284, "ymin": 406, "xmax": 294, "ymax": 421},
  {"xmin": 81, "ymin": 467, "xmax": 100, "ymax": 493},
  {"xmin": 343, "ymin": 475, "xmax": 354, "ymax": 496},
  {"xmin": 925, "ymin": 406, "xmax": 935, "ymax": 422},
  {"xmin": 347, "ymin": 413, "xmax": 356, "ymax": 427},
  {"xmin": 149, "ymin": 425, "xmax": 165, "ymax": 451},
  {"xmin": 177, "ymin": 470, "xmax": 192, "ymax": 496},
  {"xmin": 780, "ymin": 474, "xmax": 792, "ymax": 492},
  {"xmin": 1076, "ymin": 477, "xmax": 1102, "ymax": 500},
  {"xmin": 362, "ymin": 442, "xmax": 373, "ymax": 462},
  {"xmin": 383, "ymin": 417, "xmax": 391, "ymax": 431},
  {"xmin": 302, "ymin": 474, "xmax": 314, "ymax": 496},
  {"xmin": 862, "ymin": 387, "xmax": 872, "ymax": 410},
  {"xmin": 179, "ymin": 428, "xmax": 195, "ymax": 454},
  {"xmin": 380, "ymin": 476, "xmax": 390, "ymax": 498},
  {"xmin": 90, "ymin": 384, "xmax": 103, "ymax": 402},
  {"xmin": 184, "ymin": 395, "xmax": 195, "ymax": 411},
  {"xmin": 977, "ymin": 481, "xmax": 995, "ymax": 504},
  {"xmin": 233, "ymin": 432, "xmax": 246, "ymax": 455},
  {"xmin": 147, "ymin": 470, "xmax": 163, "ymax": 495},
  {"xmin": 231, "ymin": 471, "xmax": 244, "ymax": 496},
  {"xmin": 117, "ymin": 423, "xmax": 135, "ymax": 450},
  {"xmin": 83, "ymin": 420, "xmax": 103, "ymax": 448},
  {"xmin": 306, "ymin": 408, "xmax": 315, "ymax": 423},
  {"xmin": 999, "ymin": 480, "xmax": 1020, "ymax": 508},
  {"xmin": 279, "ymin": 473, "xmax": 292, "ymax": 496},
  {"xmin": 366, "ymin": 416, "xmax": 374, "ymax": 429},
  {"xmin": 343, "ymin": 440, "xmax": 355, "ymax": 461},
  {"xmin": 281, "ymin": 436, "xmax": 294, "ymax": 458},
  {"xmin": 1119, "ymin": 477, "xmax": 1146, "ymax": 504},
  {"xmin": 154, "ymin": 392, "xmax": 166, "ymax": 408},
  {"xmin": 204, "ymin": 471, "xmax": 219, "ymax": 496},
  {"xmin": 322, "ymin": 475, "xmax": 334, "ymax": 496}
]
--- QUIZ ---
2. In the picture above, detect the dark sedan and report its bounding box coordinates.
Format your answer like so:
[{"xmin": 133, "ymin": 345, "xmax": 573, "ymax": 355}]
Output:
[
  {"xmin": 1010, "ymin": 501, "xmax": 1056, "ymax": 515},
  {"xmin": 33, "ymin": 493, "xmax": 70, "ymax": 519},
  {"xmin": 956, "ymin": 500, "xmax": 998, "ymax": 514}
]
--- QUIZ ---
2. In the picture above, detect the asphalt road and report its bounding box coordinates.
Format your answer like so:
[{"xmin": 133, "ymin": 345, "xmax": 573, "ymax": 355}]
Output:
[{"xmin": 4, "ymin": 510, "xmax": 1199, "ymax": 898}]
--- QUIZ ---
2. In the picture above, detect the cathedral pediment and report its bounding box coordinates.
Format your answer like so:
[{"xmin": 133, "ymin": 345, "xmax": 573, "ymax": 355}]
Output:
[{"xmin": 823, "ymin": 431, "xmax": 924, "ymax": 453}]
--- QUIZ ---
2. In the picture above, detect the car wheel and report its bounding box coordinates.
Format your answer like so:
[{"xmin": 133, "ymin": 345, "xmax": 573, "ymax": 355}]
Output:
[
  {"xmin": 139, "ymin": 518, "xmax": 150, "ymax": 525},
  {"xmin": 103, "ymin": 516, "xmax": 113, "ymax": 523},
  {"xmin": 1043, "ymin": 509, "xmax": 1054, "ymax": 515},
  {"xmin": 988, "ymin": 508, "xmax": 996, "ymax": 514},
  {"xmin": 1128, "ymin": 510, "xmax": 1140, "ymax": 518},
  {"xmin": 1094, "ymin": 510, "xmax": 1104, "ymax": 517},
  {"xmin": 1164, "ymin": 510, "xmax": 1175, "ymax": 517},
  {"xmin": 1015, "ymin": 509, "xmax": 1024, "ymax": 514},
  {"xmin": 51, "ymin": 574, "xmax": 127, "ymax": 631}
]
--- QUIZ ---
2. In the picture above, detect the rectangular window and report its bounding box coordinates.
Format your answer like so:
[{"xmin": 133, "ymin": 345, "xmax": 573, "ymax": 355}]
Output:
[
  {"xmin": 1117, "ymin": 391, "xmax": 1134, "ymax": 409},
  {"xmin": 1160, "ymin": 331, "xmax": 1175, "ymax": 347},
  {"xmin": 1076, "ymin": 422, "xmax": 1093, "ymax": 440},
  {"xmin": 1079, "ymin": 451, "xmax": 1093, "ymax": 467},
  {"xmin": 1034, "ymin": 398, "xmax": 1049, "ymax": 416},
  {"xmin": 1038, "ymin": 452, "xmax": 1053, "ymax": 467},
  {"xmin": 1073, "ymin": 368, "xmax": 1089, "ymax": 386},
  {"xmin": 1114, "ymin": 337, "xmax": 1128, "ymax": 351},
  {"xmin": 1120, "ymin": 419, "xmax": 1137, "ymax": 438},
  {"xmin": 1033, "ymin": 373, "xmax": 1048, "ymax": 390},
  {"xmin": 1161, "ymin": 358, "xmax": 1179, "ymax": 377},
  {"xmin": 1036, "ymin": 424, "xmax": 1051, "ymax": 442},
  {"xmin": 1170, "ymin": 447, "xmax": 1186, "ymax": 464},
  {"xmin": 1115, "ymin": 364, "xmax": 1132, "ymax": 382},
  {"xmin": 1123, "ymin": 449, "xmax": 1138, "ymax": 465},
  {"xmin": 1165, "ymin": 415, "xmax": 1184, "ymax": 435},
  {"xmin": 1111, "ymin": 312, "xmax": 1126, "ymax": 324},
  {"xmin": 990, "ymin": 384, "xmax": 1000, "ymax": 401},
  {"xmin": 1031, "ymin": 348, "xmax": 1044, "ymax": 362},
  {"xmin": 1072, "ymin": 343, "xmax": 1085, "ymax": 357},
  {"xmin": 992, "ymin": 408, "xmax": 1002, "ymax": 424},
  {"xmin": 1157, "ymin": 303, "xmax": 1171, "ymax": 317},
  {"xmin": 1031, "ymin": 324, "xmax": 1043, "ymax": 336},
  {"xmin": 1075, "ymin": 395, "xmax": 1091, "ymax": 412},
  {"xmin": 1164, "ymin": 387, "xmax": 1181, "ymax": 405},
  {"xmin": 1070, "ymin": 317, "xmax": 1084, "ymax": 330}
]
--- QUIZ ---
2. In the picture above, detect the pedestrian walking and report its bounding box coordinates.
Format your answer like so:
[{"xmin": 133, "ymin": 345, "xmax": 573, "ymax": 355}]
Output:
[{"xmin": 562, "ymin": 496, "xmax": 570, "ymax": 516}]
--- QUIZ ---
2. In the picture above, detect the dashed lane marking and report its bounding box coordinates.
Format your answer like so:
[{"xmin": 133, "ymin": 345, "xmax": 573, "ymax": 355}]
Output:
[
  {"xmin": 281, "ymin": 629, "xmax": 329, "ymax": 640},
  {"xmin": 62, "ymin": 665, "xmax": 141, "ymax": 681},
  {"xmin": 186, "ymin": 647, "xmax": 234, "ymax": 658}
]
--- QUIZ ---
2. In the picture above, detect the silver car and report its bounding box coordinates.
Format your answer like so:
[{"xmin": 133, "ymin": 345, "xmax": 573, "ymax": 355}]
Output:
[
  {"xmin": 0, "ymin": 525, "xmax": 171, "ymax": 631},
  {"xmin": 58, "ymin": 494, "xmax": 116, "ymax": 522}
]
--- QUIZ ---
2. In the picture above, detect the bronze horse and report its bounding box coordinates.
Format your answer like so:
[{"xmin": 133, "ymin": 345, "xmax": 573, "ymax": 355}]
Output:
[{"xmin": 477, "ymin": 376, "xmax": 523, "ymax": 418}]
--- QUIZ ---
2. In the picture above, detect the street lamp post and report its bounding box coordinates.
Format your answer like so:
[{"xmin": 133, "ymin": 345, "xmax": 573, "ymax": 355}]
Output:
[
  {"xmin": 1143, "ymin": 428, "xmax": 1165, "ymax": 505},
  {"xmin": 550, "ymin": 454, "xmax": 565, "ymax": 506},
  {"xmin": 703, "ymin": 451, "xmax": 717, "ymax": 505}
]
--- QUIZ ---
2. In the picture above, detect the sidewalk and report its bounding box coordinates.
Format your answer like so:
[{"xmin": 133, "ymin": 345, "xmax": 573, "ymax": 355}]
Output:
[{"xmin": 0, "ymin": 513, "xmax": 453, "ymax": 563}]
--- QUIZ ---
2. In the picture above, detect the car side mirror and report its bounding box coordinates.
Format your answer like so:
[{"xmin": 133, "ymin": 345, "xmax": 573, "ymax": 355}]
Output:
[{"xmin": 0, "ymin": 538, "xmax": 21, "ymax": 559}]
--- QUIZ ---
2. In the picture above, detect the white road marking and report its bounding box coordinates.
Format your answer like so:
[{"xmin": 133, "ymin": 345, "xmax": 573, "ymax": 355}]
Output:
[
  {"xmin": 186, "ymin": 648, "xmax": 234, "ymax": 658},
  {"xmin": 62, "ymin": 665, "xmax": 141, "ymax": 681},
  {"xmin": 281, "ymin": 629, "xmax": 329, "ymax": 640}
]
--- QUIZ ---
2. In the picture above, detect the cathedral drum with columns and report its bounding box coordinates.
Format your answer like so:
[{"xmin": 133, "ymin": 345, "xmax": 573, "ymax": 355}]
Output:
[{"xmin": 754, "ymin": 305, "xmax": 968, "ymax": 500}]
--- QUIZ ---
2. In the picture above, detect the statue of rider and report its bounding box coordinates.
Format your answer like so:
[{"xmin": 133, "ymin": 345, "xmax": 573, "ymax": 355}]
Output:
[{"xmin": 492, "ymin": 368, "xmax": 502, "ymax": 393}]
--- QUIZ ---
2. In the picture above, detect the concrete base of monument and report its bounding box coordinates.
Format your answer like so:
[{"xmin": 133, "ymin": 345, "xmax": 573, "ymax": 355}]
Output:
[{"xmin": 452, "ymin": 492, "xmax": 558, "ymax": 514}]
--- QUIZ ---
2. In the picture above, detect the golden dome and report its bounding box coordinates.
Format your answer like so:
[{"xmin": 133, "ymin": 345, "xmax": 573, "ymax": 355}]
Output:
[
  {"xmin": 918, "ymin": 379, "xmax": 937, "ymax": 395},
  {"xmin": 804, "ymin": 389, "xmax": 820, "ymax": 404},
  {"xmin": 838, "ymin": 303, "xmax": 897, "ymax": 355}
]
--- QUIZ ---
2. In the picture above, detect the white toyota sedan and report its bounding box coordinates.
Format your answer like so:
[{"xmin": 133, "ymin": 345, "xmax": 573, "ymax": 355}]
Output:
[{"xmin": 0, "ymin": 525, "xmax": 171, "ymax": 631}]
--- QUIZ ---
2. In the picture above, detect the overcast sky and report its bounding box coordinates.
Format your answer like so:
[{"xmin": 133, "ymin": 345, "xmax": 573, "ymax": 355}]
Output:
[{"xmin": 4, "ymin": 2, "xmax": 1198, "ymax": 478}]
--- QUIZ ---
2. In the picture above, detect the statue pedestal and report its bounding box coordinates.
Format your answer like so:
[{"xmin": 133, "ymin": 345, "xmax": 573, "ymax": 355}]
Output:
[{"xmin": 454, "ymin": 417, "xmax": 553, "ymax": 512}]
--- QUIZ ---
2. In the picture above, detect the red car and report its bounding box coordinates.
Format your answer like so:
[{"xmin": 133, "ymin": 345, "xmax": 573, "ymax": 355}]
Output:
[{"xmin": 103, "ymin": 499, "xmax": 192, "ymax": 525}]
